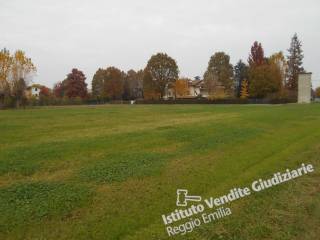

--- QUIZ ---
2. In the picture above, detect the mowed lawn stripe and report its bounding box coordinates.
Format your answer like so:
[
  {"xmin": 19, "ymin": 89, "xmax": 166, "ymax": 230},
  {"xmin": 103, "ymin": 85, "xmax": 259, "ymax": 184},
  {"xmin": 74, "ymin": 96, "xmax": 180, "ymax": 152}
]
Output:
[
  {"xmin": 88, "ymin": 115, "xmax": 319, "ymax": 239},
  {"xmin": 0, "ymin": 104, "xmax": 319, "ymax": 239}
]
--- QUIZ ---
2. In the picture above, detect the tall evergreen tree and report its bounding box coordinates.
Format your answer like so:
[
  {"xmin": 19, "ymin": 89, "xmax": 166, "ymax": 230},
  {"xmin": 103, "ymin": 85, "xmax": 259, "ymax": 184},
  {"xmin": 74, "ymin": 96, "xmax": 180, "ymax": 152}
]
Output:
[
  {"xmin": 234, "ymin": 60, "xmax": 249, "ymax": 97},
  {"xmin": 286, "ymin": 33, "xmax": 304, "ymax": 90}
]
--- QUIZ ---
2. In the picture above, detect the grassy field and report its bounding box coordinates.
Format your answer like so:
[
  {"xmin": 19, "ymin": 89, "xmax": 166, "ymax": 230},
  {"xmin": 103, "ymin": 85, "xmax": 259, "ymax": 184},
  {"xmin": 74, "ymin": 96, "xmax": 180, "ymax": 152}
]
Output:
[{"xmin": 0, "ymin": 104, "xmax": 319, "ymax": 240}]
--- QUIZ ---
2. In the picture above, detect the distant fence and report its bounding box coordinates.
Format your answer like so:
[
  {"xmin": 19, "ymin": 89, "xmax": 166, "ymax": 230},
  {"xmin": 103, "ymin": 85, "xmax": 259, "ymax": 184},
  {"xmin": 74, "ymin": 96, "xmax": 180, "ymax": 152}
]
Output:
[
  {"xmin": 135, "ymin": 98, "xmax": 297, "ymax": 105},
  {"xmin": 0, "ymin": 98, "xmax": 299, "ymax": 109}
]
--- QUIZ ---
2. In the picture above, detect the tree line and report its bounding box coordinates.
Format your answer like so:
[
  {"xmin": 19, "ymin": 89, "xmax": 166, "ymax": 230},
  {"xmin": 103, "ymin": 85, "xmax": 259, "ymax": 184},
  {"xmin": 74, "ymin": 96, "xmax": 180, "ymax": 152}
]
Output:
[
  {"xmin": 0, "ymin": 49, "xmax": 36, "ymax": 107},
  {"xmin": 0, "ymin": 33, "xmax": 315, "ymax": 108}
]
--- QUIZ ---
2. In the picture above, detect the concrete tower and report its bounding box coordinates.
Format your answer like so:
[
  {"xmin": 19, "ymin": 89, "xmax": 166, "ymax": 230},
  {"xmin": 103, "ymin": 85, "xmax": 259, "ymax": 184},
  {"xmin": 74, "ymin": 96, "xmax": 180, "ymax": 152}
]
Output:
[{"xmin": 298, "ymin": 73, "xmax": 312, "ymax": 103}]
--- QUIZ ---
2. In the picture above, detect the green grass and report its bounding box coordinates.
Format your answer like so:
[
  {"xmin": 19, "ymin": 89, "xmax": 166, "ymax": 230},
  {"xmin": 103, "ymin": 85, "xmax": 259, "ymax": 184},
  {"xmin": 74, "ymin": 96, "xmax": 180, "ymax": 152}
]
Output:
[
  {"xmin": 0, "ymin": 104, "xmax": 319, "ymax": 240},
  {"xmin": 0, "ymin": 182, "xmax": 92, "ymax": 233}
]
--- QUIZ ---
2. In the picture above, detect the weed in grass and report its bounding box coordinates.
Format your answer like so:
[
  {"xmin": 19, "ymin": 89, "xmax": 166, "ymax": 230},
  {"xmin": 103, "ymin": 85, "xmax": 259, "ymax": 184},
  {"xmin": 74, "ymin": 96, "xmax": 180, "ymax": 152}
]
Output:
[
  {"xmin": 79, "ymin": 151, "xmax": 172, "ymax": 183},
  {"xmin": 0, "ymin": 142, "xmax": 69, "ymax": 176},
  {"xmin": 0, "ymin": 182, "xmax": 92, "ymax": 232},
  {"xmin": 163, "ymin": 123, "xmax": 262, "ymax": 152}
]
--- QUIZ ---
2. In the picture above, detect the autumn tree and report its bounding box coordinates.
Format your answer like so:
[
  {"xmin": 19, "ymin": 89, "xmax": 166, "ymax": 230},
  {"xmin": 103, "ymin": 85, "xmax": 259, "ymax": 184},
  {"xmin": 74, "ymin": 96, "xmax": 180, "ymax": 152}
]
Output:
[
  {"xmin": 122, "ymin": 72, "xmax": 131, "ymax": 100},
  {"xmin": 286, "ymin": 33, "xmax": 304, "ymax": 91},
  {"xmin": 134, "ymin": 70, "xmax": 144, "ymax": 99},
  {"xmin": 315, "ymin": 87, "xmax": 320, "ymax": 98},
  {"xmin": 144, "ymin": 53, "xmax": 179, "ymax": 99},
  {"xmin": 269, "ymin": 52, "xmax": 288, "ymax": 96},
  {"xmin": 143, "ymin": 69, "xmax": 160, "ymax": 100},
  {"xmin": 248, "ymin": 63, "xmax": 282, "ymax": 98},
  {"xmin": 269, "ymin": 52, "xmax": 288, "ymax": 86},
  {"xmin": 204, "ymin": 52, "xmax": 234, "ymax": 97},
  {"xmin": 124, "ymin": 69, "xmax": 143, "ymax": 100},
  {"xmin": 92, "ymin": 67, "xmax": 125, "ymax": 100},
  {"xmin": 175, "ymin": 78, "xmax": 190, "ymax": 97},
  {"xmin": 40, "ymin": 86, "xmax": 51, "ymax": 97},
  {"xmin": 0, "ymin": 48, "xmax": 12, "ymax": 106},
  {"xmin": 248, "ymin": 41, "xmax": 265, "ymax": 67},
  {"xmin": 240, "ymin": 79, "xmax": 249, "ymax": 99},
  {"xmin": 53, "ymin": 81, "xmax": 65, "ymax": 98},
  {"xmin": 0, "ymin": 49, "xmax": 36, "ymax": 107},
  {"xmin": 39, "ymin": 86, "xmax": 52, "ymax": 105},
  {"xmin": 247, "ymin": 42, "xmax": 282, "ymax": 98},
  {"xmin": 92, "ymin": 68, "xmax": 105, "ymax": 98},
  {"xmin": 12, "ymin": 78, "xmax": 27, "ymax": 107},
  {"xmin": 103, "ymin": 67, "xmax": 124, "ymax": 100},
  {"xmin": 234, "ymin": 60, "xmax": 249, "ymax": 97},
  {"xmin": 64, "ymin": 68, "xmax": 87, "ymax": 99}
]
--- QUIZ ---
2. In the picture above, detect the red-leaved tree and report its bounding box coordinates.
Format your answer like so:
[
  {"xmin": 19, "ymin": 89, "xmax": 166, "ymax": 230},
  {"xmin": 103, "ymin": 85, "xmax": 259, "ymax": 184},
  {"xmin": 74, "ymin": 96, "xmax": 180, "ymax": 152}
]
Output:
[
  {"xmin": 53, "ymin": 81, "xmax": 64, "ymax": 98},
  {"xmin": 64, "ymin": 68, "xmax": 88, "ymax": 99},
  {"xmin": 248, "ymin": 41, "xmax": 265, "ymax": 67},
  {"xmin": 40, "ymin": 86, "xmax": 50, "ymax": 97}
]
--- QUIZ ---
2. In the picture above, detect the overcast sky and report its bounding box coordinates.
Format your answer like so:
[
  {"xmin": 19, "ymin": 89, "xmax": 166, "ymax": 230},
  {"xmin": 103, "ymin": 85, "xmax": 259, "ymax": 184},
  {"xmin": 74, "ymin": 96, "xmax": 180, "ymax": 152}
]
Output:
[{"xmin": 1, "ymin": 0, "xmax": 320, "ymax": 88}]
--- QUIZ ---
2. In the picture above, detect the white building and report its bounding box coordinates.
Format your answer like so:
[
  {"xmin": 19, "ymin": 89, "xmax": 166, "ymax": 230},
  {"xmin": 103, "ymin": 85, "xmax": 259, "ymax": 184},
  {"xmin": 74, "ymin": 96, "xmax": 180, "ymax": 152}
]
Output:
[
  {"xmin": 188, "ymin": 79, "xmax": 208, "ymax": 98},
  {"xmin": 26, "ymin": 84, "xmax": 42, "ymax": 99},
  {"xmin": 163, "ymin": 79, "xmax": 209, "ymax": 100}
]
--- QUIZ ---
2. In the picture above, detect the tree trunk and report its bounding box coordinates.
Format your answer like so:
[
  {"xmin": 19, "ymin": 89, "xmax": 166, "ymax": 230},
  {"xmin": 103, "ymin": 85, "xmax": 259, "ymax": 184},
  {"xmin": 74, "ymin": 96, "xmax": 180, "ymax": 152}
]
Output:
[{"xmin": 15, "ymin": 98, "xmax": 21, "ymax": 108}]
